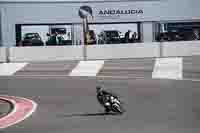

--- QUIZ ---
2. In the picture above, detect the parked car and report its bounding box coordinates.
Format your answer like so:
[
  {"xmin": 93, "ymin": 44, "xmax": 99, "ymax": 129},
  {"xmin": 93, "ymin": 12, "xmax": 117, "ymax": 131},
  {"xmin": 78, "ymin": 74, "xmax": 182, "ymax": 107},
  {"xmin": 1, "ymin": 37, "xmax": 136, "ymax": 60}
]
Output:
[
  {"xmin": 22, "ymin": 33, "xmax": 44, "ymax": 46},
  {"xmin": 156, "ymin": 30, "xmax": 200, "ymax": 42},
  {"xmin": 46, "ymin": 33, "xmax": 72, "ymax": 46},
  {"xmin": 98, "ymin": 30, "xmax": 121, "ymax": 44}
]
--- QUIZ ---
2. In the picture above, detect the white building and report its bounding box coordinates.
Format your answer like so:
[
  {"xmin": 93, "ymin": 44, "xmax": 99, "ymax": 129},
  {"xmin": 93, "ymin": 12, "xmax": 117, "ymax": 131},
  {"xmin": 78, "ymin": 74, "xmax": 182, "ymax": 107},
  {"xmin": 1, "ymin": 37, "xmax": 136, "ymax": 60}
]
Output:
[{"xmin": 0, "ymin": 0, "xmax": 200, "ymax": 46}]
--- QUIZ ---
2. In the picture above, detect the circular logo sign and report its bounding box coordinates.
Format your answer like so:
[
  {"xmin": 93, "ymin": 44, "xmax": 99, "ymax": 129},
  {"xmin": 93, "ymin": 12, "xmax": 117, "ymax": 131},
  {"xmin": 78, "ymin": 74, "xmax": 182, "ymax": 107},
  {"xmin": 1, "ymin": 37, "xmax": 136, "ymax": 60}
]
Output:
[{"xmin": 78, "ymin": 5, "xmax": 93, "ymax": 19}]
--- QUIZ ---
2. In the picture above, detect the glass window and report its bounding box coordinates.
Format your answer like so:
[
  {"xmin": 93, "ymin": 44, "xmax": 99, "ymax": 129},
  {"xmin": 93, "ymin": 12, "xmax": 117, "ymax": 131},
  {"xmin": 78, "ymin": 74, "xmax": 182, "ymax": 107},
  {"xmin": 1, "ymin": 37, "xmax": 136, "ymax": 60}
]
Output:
[
  {"xmin": 88, "ymin": 23, "xmax": 141, "ymax": 45},
  {"xmin": 16, "ymin": 24, "xmax": 73, "ymax": 47},
  {"xmin": 16, "ymin": 23, "xmax": 141, "ymax": 46},
  {"xmin": 155, "ymin": 22, "xmax": 200, "ymax": 42}
]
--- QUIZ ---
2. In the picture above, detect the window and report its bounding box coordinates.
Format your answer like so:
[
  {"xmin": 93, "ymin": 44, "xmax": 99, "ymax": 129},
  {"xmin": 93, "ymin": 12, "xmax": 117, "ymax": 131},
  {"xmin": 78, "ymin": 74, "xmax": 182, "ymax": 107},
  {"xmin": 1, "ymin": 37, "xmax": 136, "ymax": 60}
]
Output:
[
  {"xmin": 155, "ymin": 22, "xmax": 200, "ymax": 42},
  {"xmin": 16, "ymin": 22, "xmax": 141, "ymax": 46},
  {"xmin": 16, "ymin": 24, "xmax": 73, "ymax": 47},
  {"xmin": 88, "ymin": 22, "xmax": 141, "ymax": 45}
]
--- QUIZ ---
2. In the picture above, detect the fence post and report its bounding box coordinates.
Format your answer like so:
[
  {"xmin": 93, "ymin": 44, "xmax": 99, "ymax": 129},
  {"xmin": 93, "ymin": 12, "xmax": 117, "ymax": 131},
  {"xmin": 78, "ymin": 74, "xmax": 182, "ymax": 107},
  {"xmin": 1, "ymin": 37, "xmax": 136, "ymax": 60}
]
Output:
[
  {"xmin": 83, "ymin": 43, "xmax": 87, "ymax": 61},
  {"xmin": 82, "ymin": 18, "xmax": 88, "ymax": 61},
  {"xmin": 159, "ymin": 41, "xmax": 163, "ymax": 58},
  {"xmin": 6, "ymin": 46, "xmax": 10, "ymax": 63}
]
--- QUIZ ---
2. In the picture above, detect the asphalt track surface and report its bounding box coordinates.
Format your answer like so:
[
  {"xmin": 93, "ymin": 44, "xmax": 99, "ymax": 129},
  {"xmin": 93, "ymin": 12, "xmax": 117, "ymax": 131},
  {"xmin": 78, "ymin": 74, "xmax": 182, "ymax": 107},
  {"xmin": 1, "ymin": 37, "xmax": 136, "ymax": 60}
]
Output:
[
  {"xmin": 1, "ymin": 57, "xmax": 200, "ymax": 133},
  {"xmin": 12, "ymin": 56, "xmax": 200, "ymax": 80},
  {"xmin": 0, "ymin": 100, "xmax": 12, "ymax": 118},
  {"xmin": 183, "ymin": 56, "xmax": 200, "ymax": 80}
]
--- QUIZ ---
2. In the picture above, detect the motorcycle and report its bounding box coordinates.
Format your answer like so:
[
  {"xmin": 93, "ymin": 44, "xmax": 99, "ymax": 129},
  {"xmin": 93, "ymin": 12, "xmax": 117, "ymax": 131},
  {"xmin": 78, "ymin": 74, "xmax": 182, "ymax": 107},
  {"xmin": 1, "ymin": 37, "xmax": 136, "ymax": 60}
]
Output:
[{"xmin": 100, "ymin": 95, "xmax": 125, "ymax": 114}]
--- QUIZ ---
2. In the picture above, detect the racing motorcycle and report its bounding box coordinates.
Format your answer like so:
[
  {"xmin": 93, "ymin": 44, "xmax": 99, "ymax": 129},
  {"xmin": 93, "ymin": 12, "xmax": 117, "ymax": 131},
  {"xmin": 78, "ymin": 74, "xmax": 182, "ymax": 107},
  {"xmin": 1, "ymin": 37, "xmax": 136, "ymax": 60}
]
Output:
[
  {"xmin": 105, "ymin": 95, "xmax": 124, "ymax": 114},
  {"xmin": 96, "ymin": 87, "xmax": 125, "ymax": 114}
]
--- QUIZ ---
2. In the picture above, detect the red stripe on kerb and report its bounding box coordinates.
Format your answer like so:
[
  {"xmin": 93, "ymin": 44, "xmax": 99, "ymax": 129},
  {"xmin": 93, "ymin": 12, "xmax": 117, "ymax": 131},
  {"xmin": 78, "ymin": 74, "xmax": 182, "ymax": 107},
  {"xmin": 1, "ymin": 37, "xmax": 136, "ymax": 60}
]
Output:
[{"xmin": 0, "ymin": 96, "xmax": 37, "ymax": 129}]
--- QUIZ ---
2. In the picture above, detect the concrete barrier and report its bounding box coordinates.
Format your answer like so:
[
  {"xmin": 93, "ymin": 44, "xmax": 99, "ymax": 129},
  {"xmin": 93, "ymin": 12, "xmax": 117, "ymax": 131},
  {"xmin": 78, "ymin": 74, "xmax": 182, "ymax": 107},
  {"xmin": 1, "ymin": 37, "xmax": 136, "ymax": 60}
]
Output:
[
  {"xmin": 9, "ymin": 46, "xmax": 83, "ymax": 62},
  {"xmin": 162, "ymin": 41, "xmax": 200, "ymax": 57},
  {"xmin": 86, "ymin": 43, "xmax": 160, "ymax": 60},
  {"xmin": 0, "ymin": 47, "xmax": 6, "ymax": 62},
  {"xmin": 7, "ymin": 41, "xmax": 200, "ymax": 62}
]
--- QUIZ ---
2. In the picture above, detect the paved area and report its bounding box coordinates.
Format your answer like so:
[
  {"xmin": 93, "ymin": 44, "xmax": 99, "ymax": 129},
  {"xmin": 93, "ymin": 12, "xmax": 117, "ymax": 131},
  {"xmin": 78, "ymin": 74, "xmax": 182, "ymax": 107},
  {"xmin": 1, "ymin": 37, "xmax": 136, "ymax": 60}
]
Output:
[
  {"xmin": 0, "ymin": 100, "xmax": 12, "ymax": 118},
  {"xmin": 12, "ymin": 58, "xmax": 155, "ymax": 78},
  {"xmin": 0, "ymin": 76, "xmax": 199, "ymax": 133},
  {"xmin": 98, "ymin": 58, "xmax": 155, "ymax": 78},
  {"xmin": 9, "ymin": 56, "xmax": 200, "ymax": 80},
  {"xmin": 183, "ymin": 56, "xmax": 200, "ymax": 80},
  {"xmin": 0, "ymin": 56, "xmax": 200, "ymax": 132},
  {"xmin": 14, "ymin": 61, "xmax": 78, "ymax": 76}
]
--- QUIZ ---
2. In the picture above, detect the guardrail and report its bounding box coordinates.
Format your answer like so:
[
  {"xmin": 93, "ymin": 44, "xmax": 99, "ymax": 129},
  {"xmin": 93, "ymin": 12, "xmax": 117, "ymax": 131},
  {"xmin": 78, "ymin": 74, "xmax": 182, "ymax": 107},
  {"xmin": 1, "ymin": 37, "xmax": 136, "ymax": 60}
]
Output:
[{"xmin": 1, "ymin": 41, "xmax": 200, "ymax": 62}]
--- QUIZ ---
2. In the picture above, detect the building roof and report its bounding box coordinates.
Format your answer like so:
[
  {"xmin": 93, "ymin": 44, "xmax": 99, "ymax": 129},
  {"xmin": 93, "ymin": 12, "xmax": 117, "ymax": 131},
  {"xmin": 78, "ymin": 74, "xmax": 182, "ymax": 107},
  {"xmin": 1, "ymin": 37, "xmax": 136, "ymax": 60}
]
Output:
[{"xmin": 0, "ymin": 0, "xmax": 161, "ymax": 3}]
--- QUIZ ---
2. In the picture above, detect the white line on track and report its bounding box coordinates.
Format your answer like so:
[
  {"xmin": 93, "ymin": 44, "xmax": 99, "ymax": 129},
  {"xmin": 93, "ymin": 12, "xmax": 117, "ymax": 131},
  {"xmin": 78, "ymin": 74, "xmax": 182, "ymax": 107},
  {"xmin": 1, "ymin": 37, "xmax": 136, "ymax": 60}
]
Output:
[
  {"xmin": 152, "ymin": 57, "xmax": 183, "ymax": 80},
  {"xmin": 0, "ymin": 63, "xmax": 28, "ymax": 76},
  {"xmin": 69, "ymin": 60, "xmax": 105, "ymax": 76}
]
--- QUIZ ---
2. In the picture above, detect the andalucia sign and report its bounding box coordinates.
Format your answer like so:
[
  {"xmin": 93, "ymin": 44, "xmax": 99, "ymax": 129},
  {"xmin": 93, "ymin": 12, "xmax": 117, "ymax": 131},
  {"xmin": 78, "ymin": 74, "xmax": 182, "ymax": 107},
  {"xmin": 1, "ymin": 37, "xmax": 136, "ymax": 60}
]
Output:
[
  {"xmin": 78, "ymin": 5, "xmax": 144, "ymax": 20},
  {"xmin": 97, "ymin": 8, "xmax": 143, "ymax": 19},
  {"xmin": 99, "ymin": 9, "xmax": 143, "ymax": 15}
]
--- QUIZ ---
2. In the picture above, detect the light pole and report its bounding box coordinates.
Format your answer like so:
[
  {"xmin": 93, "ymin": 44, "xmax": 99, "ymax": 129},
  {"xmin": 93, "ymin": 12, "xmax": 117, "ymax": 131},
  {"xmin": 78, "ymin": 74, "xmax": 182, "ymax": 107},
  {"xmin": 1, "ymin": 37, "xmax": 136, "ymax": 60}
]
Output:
[
  {"xmin": 78, "ymin": 6, "xmax": 93, "ymax": 61},
  {"xmin": 82, "ymin": 18, "xmax": 88, "ymax": 61}
]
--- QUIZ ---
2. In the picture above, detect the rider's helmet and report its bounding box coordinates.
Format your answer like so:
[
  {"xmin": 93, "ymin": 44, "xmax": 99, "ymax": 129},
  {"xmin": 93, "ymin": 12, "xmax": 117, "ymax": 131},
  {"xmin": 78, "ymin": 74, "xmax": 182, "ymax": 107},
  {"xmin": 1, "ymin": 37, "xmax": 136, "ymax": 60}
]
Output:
[
  {"xmin": 110, "ymin": 96, "xmax": 114, "ymax": 100},
  {"xmin": 96, "ymin": 86, "xmax": 103, "ymax": 93}
]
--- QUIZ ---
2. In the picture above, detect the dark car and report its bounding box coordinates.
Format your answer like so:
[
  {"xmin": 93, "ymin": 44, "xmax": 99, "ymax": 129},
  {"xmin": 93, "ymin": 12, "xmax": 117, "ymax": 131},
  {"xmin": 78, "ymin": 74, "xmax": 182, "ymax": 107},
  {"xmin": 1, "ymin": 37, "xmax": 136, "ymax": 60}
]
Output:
[
  {"xmin": 156, "ymin": 30, "xmax": 200, "ymax": 42},
  {"xmin": 156, "ymin": 32, "xmax": 183, "ymax": 42},
  {"xmin": 22, "ymin": 33, "xmax": 44, "ymax": 46},
  {"xmin": 46, "ymin": 33, "xmax": 72, "ymax": 46},
  {"xmin": 98, "ymin": 30, "xmax": 121, "ymax": 44}
]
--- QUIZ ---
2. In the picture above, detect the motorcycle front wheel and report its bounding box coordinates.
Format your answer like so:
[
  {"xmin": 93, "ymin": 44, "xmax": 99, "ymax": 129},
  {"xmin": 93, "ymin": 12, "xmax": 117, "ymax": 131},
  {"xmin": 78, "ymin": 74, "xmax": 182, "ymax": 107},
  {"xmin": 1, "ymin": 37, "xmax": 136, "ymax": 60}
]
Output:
[{"xmin": 112, "ymin": 104, "xmax": 124, "ymax": 114}]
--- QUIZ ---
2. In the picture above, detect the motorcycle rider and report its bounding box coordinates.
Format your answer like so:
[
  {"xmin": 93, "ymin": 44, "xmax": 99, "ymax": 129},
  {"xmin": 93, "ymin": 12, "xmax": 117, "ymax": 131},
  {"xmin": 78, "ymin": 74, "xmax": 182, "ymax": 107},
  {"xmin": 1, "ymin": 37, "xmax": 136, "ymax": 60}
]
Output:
[{"xmin": 96, "ymin": 86, "xmax": 119, "ymax": 113}]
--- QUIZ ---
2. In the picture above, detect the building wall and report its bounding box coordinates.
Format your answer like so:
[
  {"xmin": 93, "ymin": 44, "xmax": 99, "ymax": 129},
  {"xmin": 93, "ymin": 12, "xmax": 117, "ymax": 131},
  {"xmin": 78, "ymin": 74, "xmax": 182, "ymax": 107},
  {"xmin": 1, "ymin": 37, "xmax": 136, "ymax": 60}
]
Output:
[
  {"xmin": 0, "ymin": 0, "xmax": 200, "ymax": 46},
  {"xmin": 141, "ymin": 22, "xmax": 153, "ymax": 42},
  {"xmin": 0, "ymin": 8, "xmax": 2, "ymax": 46}
]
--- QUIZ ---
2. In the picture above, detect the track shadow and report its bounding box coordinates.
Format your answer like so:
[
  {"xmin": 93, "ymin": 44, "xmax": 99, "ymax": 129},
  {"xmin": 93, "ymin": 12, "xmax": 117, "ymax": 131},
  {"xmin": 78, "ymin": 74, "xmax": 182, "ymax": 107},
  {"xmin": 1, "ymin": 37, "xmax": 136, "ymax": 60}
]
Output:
[{"xmin": 57, "ymin": 112, "xmax": 121, "ymax": 118}]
